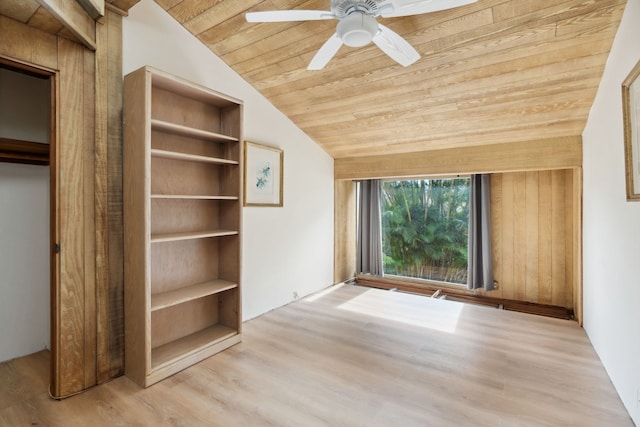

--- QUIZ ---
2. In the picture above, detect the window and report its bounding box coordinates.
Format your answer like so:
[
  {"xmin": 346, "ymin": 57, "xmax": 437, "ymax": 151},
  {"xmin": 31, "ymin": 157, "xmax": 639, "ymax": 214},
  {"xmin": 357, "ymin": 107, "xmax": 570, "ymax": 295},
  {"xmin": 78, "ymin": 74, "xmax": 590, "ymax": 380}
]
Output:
[{"xmin": 381, "ymin": 178, "xmax": 470, "ymax": 285}]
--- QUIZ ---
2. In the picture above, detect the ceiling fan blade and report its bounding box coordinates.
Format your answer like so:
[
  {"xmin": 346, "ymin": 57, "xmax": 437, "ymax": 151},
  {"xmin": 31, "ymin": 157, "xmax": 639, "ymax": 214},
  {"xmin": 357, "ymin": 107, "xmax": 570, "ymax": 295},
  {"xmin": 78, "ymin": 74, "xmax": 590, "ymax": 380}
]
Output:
[
  {"xmin": 246, "ymin": 10, "xmax": 335, "ymax": 23},
  {"xmin": 372, "ymin": 24, "xmax": 420, "ymax": 67},
  {"xmin": 379, "ymin": 0, "xmax": 477, "ymax": 18},
  {"xmin": 308, "ymin": 34, "xmax": 343, "ymax": 70}
]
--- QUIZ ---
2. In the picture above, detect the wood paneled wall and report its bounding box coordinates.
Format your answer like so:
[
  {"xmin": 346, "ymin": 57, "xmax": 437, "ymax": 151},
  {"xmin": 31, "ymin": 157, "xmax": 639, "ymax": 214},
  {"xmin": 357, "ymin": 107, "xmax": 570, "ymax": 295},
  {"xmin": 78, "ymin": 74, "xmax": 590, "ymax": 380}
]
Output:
[
  {"xmin": 480, "ymin": 170, "xmax": 579, "ymax": 310},
  {"xmin": 0, "ymin": 8, "xmax": 124, "ymax": 397},
  {"xmin": 95, "ymin": 6, "xmax": 124, "ymax": 384},
  {"xmin": 334, "ymin": 179, "xmax": 356, "ymax": 283}
]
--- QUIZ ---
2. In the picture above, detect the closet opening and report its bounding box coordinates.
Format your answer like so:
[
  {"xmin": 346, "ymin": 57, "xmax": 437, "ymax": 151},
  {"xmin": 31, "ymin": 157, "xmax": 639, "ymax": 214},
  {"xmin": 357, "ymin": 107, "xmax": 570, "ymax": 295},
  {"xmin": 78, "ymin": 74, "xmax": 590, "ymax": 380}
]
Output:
[{"xmin": 0, "ymin": 58, "xmax": 56, "ymax": 383}]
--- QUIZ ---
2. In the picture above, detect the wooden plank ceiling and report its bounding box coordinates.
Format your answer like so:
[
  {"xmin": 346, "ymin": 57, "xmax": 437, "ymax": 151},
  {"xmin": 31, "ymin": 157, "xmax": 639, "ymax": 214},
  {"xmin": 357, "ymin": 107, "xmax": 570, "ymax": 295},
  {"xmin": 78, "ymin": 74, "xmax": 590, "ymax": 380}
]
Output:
[
  {"xmin": 152, "ymin": 0, "xmax": 625, "ymax": 159},
  {"xmin": 0, "ymin": 0, "xmax": 80, "ymax": 43},
  {"xmin": 0, "ymin": 0, "xmax": 138, "ymax": 45},
  {"xmin": 2, "ymin": 1, "xmax": 626, "ymax": 160}
]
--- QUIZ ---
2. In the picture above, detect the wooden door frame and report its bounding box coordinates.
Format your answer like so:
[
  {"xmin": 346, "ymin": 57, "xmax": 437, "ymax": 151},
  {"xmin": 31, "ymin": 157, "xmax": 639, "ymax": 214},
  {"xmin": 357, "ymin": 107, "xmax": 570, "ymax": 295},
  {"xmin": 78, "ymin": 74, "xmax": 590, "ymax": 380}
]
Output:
[
  {"xmin": 49, "ymin": 66, "xmax": 59, "ymax": 396},
  {"xmin": 0, "ymin": 56, "xmax": 58, "ymax": 389}
]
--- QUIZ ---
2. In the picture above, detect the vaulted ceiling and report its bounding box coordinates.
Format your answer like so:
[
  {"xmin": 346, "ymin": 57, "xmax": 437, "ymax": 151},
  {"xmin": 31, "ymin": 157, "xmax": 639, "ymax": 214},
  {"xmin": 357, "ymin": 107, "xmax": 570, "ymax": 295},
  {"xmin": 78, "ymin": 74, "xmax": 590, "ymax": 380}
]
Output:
[
  {"xmin": 155, "ymin": 0, "xmax": 628, "ymax": 159},
  {"xmin": 2, "ymin": 0, "xmax": 627, "ymax": 159}
]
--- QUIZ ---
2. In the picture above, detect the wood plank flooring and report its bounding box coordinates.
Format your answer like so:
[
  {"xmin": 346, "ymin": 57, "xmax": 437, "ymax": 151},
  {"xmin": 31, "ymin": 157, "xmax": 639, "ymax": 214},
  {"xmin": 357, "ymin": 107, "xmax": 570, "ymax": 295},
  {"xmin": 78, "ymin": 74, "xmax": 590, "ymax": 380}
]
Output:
[{"xmin": 0, "ymin": 284, "xmax": 633, "ymax": 426}]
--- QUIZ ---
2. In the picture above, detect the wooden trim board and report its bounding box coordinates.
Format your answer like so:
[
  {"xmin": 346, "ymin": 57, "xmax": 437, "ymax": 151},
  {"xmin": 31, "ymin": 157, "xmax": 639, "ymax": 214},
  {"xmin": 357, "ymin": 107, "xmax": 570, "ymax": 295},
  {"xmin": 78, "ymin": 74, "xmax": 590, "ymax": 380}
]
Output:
[
  {"xmin": 334, "ymin": 136, "xmax": 582, "ymax": 180},
  {"xmin": 356, "ymin": 276, "xmax": 574, "ymax": 320}
]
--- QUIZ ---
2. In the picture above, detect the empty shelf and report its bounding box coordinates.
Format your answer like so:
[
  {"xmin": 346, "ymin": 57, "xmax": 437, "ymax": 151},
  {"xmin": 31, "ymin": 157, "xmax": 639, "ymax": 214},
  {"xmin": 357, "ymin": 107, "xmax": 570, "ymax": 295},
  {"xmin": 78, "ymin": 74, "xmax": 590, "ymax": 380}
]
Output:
[
  {"xmin": 151, "ymin": 325, "xmax": 238, "ymax": 371},
  {"xmin": 151, "ymin": 119, "xmax": 238, "ymax": 142},
  {"xmin": 151, "ymin": 229, "xmax": 238, "ymax": 243},
  {"xmin": 150, "ymin": 194, "xmax": 238, "ymax": 200},
  {"xmin": 151, "ymin": 280, "xmax": 238, "ymax": 312},
  {"xmin": 151, "ymin": 149, "xmax": 238, "ymax": 165}
]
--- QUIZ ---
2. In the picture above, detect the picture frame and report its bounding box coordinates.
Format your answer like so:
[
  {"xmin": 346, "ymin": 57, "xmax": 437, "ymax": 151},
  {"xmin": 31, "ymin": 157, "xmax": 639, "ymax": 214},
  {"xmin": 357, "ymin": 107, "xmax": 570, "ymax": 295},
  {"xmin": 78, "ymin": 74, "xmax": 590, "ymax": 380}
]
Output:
[
  {"xmin": 244, "ymin": 141, "xmax": 283, "ymax": 207},
  {"xmin": 622, "ymin": 58, "xmax": 640, "ymax": 201}
]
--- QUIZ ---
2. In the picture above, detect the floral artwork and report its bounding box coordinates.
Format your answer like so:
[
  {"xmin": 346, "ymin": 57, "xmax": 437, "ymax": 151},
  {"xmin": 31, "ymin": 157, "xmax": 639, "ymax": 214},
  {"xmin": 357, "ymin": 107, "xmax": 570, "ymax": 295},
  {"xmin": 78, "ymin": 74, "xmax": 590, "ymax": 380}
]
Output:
[
  {"xmin": 254, "ymin": 161, "xmax": 273, "ymax": 194},
  {"xmin": 244, "ymin": 141, "xmax": 283, "ymax": 206}
]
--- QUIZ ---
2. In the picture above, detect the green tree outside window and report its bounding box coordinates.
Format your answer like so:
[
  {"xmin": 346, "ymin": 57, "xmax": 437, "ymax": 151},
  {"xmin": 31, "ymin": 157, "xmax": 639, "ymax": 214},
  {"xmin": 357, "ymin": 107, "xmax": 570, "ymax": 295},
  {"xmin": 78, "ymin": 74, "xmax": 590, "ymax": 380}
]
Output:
[{"xmin": 381, "ymin": 178, "xmax": 470, "ymax": 284}]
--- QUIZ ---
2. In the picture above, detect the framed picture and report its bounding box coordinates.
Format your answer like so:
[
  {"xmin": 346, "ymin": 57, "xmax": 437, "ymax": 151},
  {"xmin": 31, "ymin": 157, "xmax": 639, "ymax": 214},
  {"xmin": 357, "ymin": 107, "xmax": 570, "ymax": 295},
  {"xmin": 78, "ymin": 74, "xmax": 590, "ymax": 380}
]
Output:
[
  {"xmin": 244, "ymin": 141, "xmax": 283, "ymax": 207},
  {"xmin": 622, "ymin": 59, "xmax": 640, "ymax": 201}
]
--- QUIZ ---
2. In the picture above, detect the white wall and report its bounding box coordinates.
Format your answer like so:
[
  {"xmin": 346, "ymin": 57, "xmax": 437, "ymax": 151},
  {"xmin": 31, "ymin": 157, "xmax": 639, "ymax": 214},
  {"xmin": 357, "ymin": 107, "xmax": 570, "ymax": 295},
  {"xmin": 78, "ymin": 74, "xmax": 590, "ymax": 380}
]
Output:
[
  {"xmin": 0, "ymin": 68, "xmax": 51, "ymax": 362},
  {"xmin": 0, "ymin": 163, "xmax": 50, "ymax": 362},
  {"xmin": 123, "ymin": 0, "xmax": 334, "ymax": 320},
  {"xmin": 583, "ymin": 0, "xmax": 640, "ymax": 423},
  {"xmin": 0, "ymin": 68, "xmax": 50, "ymax": 144}
]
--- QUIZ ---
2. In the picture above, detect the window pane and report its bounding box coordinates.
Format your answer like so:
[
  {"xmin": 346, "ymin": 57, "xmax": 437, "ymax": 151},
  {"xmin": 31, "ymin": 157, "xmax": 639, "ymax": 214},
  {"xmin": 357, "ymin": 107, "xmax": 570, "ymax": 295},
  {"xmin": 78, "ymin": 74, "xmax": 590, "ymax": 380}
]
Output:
[{"xmin": 381, "ymin": 178, "xmax": 469, "ymax": 285}]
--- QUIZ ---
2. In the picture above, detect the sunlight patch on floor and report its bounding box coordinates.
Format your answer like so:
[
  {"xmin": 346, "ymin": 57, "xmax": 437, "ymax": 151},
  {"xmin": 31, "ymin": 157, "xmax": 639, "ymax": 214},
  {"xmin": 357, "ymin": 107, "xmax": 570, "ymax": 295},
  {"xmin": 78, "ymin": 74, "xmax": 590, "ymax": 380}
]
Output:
[
  {"xmin": 302, "ymin": 283, "xmax": 346, "ymax": 302},
  {"xmin": 337, "ymin": 288, "xmax": 464, "ymax": 333}
]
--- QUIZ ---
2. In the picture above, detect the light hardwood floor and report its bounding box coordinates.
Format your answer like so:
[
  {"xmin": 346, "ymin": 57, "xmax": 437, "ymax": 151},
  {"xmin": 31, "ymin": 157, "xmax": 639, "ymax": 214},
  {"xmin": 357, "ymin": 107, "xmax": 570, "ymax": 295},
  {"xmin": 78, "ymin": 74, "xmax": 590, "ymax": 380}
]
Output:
[{"xmin": 0, "ymin": 284, "xmax": 633, "ymax": 426}]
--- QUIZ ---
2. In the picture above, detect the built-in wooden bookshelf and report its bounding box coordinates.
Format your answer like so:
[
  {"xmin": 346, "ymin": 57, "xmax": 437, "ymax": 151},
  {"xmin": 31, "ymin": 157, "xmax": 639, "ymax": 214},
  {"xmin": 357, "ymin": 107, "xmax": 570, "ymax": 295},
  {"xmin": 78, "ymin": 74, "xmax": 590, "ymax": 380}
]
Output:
[{"xmin": 124, "ymin": 66, "xmax": 243, "ymax": 387}]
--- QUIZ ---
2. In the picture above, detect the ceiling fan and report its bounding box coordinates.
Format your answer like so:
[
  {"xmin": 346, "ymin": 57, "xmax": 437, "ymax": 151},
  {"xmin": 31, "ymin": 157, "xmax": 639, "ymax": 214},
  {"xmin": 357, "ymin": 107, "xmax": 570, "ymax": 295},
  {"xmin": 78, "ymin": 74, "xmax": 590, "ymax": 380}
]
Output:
[{"xmin": 246, "ymin": 0, "xmax": 477, "ymax": 70}]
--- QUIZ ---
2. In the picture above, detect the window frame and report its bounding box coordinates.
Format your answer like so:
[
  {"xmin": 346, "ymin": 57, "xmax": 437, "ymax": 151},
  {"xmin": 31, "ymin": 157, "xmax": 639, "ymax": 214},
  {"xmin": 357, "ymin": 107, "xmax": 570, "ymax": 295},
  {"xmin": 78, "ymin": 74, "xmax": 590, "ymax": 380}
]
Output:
[{"xmin": 378, "ymin": 175, "xmax": 471, "ymax": 287}]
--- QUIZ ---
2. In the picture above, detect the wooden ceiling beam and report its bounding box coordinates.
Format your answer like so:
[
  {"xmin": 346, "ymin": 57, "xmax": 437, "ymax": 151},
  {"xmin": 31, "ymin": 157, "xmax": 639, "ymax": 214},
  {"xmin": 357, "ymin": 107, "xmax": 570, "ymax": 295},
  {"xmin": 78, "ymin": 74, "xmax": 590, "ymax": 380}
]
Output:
[{"xmin": 334, "ymin": 136, "xmax": 583, "ymax": 179}]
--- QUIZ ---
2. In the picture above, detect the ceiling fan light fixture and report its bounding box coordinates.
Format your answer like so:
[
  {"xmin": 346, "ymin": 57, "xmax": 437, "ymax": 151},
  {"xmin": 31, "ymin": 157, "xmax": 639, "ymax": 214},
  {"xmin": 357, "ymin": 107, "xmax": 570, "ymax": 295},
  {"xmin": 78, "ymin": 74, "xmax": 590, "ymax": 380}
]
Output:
[
  {"xmin": 337, "ymin": 12, "xmax": 377, "ymax": 47},
  {"xmin": 247, "ymin": 0, "xmax": 479, "ymax": 69}
]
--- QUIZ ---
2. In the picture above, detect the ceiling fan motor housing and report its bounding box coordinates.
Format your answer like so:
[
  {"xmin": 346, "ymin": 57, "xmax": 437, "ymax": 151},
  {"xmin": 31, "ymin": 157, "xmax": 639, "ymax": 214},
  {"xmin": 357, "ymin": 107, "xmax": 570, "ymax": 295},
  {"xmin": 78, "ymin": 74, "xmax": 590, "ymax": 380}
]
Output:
[{"xmin": 337, "ymin": 12, "xmax": 378, "ymax": 47}]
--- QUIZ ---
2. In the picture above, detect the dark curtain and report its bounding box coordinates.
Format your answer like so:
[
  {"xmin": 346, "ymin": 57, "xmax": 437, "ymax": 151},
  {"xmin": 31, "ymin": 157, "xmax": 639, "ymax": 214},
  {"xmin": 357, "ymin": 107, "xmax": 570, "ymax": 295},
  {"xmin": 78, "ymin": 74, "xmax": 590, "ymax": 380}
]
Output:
[
  {"xmin": 468, "ymin": 174, "xmax": 494, "ymax": 290},
  {"xmin": 356, "ymin": 179, "xmax": 383, "ymax": 276}
]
